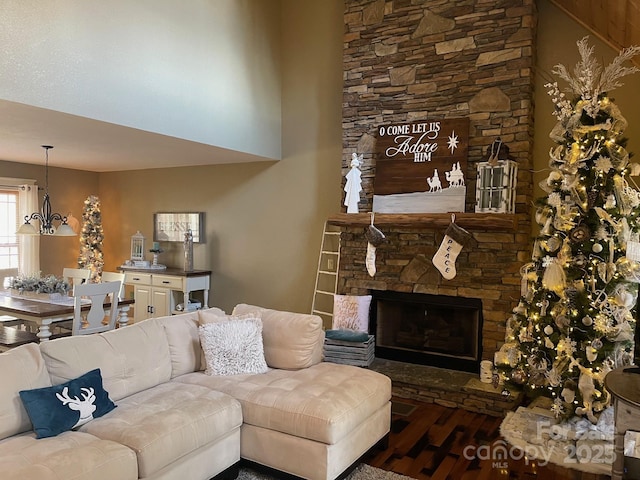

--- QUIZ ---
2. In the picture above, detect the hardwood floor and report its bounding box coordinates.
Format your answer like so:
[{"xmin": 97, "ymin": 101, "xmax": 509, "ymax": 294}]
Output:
[{"xmin": 362, "ymin": 397, "xmax": 611, "ymax": 480}]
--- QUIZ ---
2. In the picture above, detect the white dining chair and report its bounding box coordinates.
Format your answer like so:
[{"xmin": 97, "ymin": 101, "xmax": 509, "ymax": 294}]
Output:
[
  {"xmin": 0, "ymin": 268, "xmax": 18, "ymax": 289},
  {"xmin": 71, "ymin": 281, "xmax": 121, "ymax": 336},
  {"xmin": 101, "ymin": 272, "xmax": 126, "ymax": 300},
  {"xmin": 62, "ymin": 268, "xmax": 91, "ymax": 294}
]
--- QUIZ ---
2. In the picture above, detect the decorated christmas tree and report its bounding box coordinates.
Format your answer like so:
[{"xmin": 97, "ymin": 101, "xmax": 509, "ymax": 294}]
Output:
[
  {"xmin": 495, "ymin": 37, "xmax": 640, "ymax": 422},
  {"xmin": 78, "ymin": 195, "xmax": 104, "ymax": 282}
]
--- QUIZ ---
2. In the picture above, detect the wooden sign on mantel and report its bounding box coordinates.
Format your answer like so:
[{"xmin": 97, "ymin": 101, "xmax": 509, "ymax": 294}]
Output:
[{"xmin": 373, "ymin": 118, "xmax": 469, "ymax": 214}]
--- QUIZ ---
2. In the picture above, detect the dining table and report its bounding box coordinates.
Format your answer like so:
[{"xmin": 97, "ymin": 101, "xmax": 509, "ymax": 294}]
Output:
[{"xmin": 0, "ymin": 292, "xmax": 134, "ymax": 342}]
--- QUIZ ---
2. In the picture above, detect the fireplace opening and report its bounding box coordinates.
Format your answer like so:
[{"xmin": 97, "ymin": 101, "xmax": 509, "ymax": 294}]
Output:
[{"xmin": 370, "ymin": 290, "xmax": 483, "ymax": 373}]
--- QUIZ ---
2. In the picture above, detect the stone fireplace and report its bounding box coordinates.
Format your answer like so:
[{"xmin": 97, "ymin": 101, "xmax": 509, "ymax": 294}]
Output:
[
  {"xmin": 336, "ymin": 0, "xmax": 537, "ymax": 368},
  {"xmin": 330, "ymin": 214, "xmax": 527, "ymax": 368},
  {"xmin": 371, "ymin": 289, "xmax": 482, "ymax": 372}
]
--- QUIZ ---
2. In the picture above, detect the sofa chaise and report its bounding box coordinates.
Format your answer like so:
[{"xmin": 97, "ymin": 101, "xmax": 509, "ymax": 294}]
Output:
[{"xmin": 0, "ymin": 303, "xmax": 392, "ymax": 480}]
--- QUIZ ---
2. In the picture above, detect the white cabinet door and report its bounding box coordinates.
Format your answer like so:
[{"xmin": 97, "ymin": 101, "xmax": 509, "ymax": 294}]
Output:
[
  {"xmin": 133, "ymin": 285, "xmax": 152, "ymax": 322},
  {"xmin": 151, "ymin": 288, "xmax": 171, "ymax": 318}
]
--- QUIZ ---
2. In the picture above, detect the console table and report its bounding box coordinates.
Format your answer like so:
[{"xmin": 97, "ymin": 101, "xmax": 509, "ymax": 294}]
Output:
[
  {"xmin": 605, "ymin": 367, "xmax": 640, "ymax": 480},
  {"xmin": 122, "ymin": 268, "xmax": 211, "ymax": 322}
]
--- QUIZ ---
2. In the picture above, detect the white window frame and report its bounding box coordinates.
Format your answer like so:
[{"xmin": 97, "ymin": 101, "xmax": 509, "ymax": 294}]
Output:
[{"xmin": 0, "ymin": 188, "xmax": 19, "ymax": 271}]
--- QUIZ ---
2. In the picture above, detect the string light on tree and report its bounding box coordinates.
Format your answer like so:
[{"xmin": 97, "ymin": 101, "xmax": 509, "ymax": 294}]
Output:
[
  {"xmin": 77, "ymin": 195, "xmax": 104, "ymax": 282},
  {"xmin": 494, "ymin": 37, "xmax": 640, "ymax": 422}
]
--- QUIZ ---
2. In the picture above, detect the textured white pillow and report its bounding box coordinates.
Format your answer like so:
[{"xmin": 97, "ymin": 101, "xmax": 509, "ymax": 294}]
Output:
[
  {"xmin": 197, "ymin": 309, "xmax": 263, "ymax": 370},
  {"xmin": 198, "ymin": 318, "xmax": 268, "ymax": 376}
]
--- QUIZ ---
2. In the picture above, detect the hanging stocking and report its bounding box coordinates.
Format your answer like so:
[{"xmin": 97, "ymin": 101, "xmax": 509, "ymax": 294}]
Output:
[
  {"xmin": 366, "ymin": 243, "xmax": 377, "ymax": 277},
  {"xmin": 365, "ymin": 213, "xmax": 385, "ymax": 277},
  {"xmin": 432, "ymin": 215, "xmax": 472, "ymax": 280}
]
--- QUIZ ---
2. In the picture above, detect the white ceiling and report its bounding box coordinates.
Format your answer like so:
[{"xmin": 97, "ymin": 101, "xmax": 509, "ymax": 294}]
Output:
[{"xmin": 0, "ymin": 100, "xmax": 274, "ymax": 172}]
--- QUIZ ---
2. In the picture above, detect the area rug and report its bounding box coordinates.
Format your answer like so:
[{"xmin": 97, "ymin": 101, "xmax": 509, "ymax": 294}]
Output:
[{"xmin": 238, "ymin": 463, "xmax": 416, "ymax": 480}]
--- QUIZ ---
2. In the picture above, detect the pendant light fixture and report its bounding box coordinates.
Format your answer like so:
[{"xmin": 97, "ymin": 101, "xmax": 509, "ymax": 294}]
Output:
[{"xmin": 16, "ymin": 145, "xmax": 76, "ymax": 236}]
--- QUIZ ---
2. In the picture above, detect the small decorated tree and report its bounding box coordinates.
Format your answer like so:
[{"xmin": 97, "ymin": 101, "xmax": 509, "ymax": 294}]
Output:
[
  {"xmin": 77, "ymin": 195, "xmax": 104, "ymax": 282},
  {"xmin": 495, "ymin": 37, "xmax": 640, "ymax": 422}
]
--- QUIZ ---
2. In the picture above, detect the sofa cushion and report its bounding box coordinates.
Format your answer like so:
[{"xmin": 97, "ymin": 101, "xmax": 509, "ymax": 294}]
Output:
[
  {"xmin": 0, "ymin": 343, "xmax": 51, "ymax": 440},
  {"xmin": 157, "ymin": 311, "xmax": 203, "ymax": 377},
  {"xmin": 78, "ymin": 382, "xmax": 242, "ymax": 478},
  {"xmin": 40, "ymin": 318, "xmax": 172, "ymax": 402},
  {"xmin": 199, "ymin": 319, "xmax": 268, "ymax": 376},
  {"xmin": 19, "ymin": 368, "xmax": 116, "ymax": 439},
  {"xmin": 174, "ymin": 361, "xmax": 391, "ymax": 445},
  {"xmin": 0, "ymin": 430, "xmax": 137, "ymax": 480},
  {"xmin": 197, "ymin": 309, "xmax": 254, "ymax": 326},
  {"xmin": 231, "ymin": 304, "xmax": 324, "ymax": 370}
]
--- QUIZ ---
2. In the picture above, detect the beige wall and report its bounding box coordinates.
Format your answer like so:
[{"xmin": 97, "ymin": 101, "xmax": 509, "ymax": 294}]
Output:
[
  {"xmin": 4, "ymin": 0, "xmax": 640, "ymax": 315},
  {"xmin": 99, "ymin": 0, "xmax": 344, "ymax": 313}
]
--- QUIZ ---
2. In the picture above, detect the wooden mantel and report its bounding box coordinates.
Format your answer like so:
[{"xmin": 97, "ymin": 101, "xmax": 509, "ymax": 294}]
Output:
[{"xmin": 327, "ymin": 212, "xmax": 518, "ymax": 230}]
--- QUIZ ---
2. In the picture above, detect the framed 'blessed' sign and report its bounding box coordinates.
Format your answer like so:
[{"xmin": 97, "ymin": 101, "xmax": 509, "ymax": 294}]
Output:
[
  {"xmin": 373, "ymin": 118, "xmax": 470, "ymax": 214},
  {"xmin": 154, "ymin": 212, "xmax": 204, "ymax": 243}
]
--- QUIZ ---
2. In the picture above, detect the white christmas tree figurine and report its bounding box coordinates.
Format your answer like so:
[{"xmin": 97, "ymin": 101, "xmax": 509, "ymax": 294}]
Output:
[
  {"xmin": 344, "ymin": 153, "xmax": 363, "ymax": 213},
  {"xmin": 495, "ymin": 37, "xmax": 640, "ymax": 422}
]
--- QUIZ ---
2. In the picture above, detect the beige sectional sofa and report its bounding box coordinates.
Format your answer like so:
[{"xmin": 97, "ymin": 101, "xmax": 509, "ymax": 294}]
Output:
[{"xmin": 0, "ymin": 304, "xmax": 391, "ymax": 480}]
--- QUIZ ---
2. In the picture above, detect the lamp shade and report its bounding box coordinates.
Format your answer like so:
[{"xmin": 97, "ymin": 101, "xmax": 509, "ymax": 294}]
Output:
[
  {"xmin": 53, "ymin": 223, "xmax": 77, "ymax": 236},
  {"xmin": 16, "ymin": 223, "xmax": 39, "ymax": 235}
]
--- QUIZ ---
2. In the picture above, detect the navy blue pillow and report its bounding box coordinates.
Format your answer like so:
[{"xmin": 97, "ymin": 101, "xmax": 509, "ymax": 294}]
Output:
[{"xmin": 19, "ymin": 368, "xmax": 116, "ymax": 439}]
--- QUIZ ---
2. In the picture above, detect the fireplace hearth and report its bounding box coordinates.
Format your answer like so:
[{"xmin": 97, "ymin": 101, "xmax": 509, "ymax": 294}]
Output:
[{"xmin": 370, "ymin": 290, "xmax": 483, "ymax": 373}]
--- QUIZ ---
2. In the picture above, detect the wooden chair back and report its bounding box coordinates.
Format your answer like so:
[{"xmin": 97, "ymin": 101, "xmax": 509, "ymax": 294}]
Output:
[
  {"xmin": 0, "ymin": 268, "xmax": 18, "ymax": 289},
  {"xmin": 101, "ymin": 272, "xmax": 126, "ymax": 300},
  {"xmin": 72, "ymin": 281, "xmax": 120, "ymax": 336},
  {"xmin": 63, "ymin": 268, "xmax": 91, "ymax": 294}
]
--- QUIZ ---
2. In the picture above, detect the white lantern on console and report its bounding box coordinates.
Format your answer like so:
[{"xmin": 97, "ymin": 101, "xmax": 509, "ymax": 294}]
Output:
[{"xmin": 130, "ymin": 231, "xmax": 146, "ymax": 262}]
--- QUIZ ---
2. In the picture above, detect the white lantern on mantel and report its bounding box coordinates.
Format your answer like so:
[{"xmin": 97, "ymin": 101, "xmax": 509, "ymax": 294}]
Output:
[{"xmin": 475, "ymin": 160, "xmax": 518, "ymax": 213}]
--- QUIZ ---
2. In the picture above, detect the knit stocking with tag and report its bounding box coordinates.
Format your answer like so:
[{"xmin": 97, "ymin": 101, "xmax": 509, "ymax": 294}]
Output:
[{"xmin": 365, "ymin": 217, "xmax": 385, "ymax": 277}]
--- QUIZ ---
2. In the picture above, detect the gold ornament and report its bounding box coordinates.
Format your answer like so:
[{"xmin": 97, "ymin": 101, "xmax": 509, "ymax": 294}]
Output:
[{"xmin": 511, "ymin": 369, "xmax": 527, "ymax": 385}]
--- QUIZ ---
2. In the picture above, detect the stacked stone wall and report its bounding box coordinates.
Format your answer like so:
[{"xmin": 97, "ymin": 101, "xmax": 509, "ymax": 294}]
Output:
[{"xmin": 340, "ymin": 0, "xmax": 537, "ymax": 360}]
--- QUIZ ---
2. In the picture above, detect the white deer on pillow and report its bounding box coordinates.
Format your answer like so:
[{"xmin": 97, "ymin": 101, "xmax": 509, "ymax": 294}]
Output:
[{"xmin": 56, "ymin": 387, "xmax": 97, "ymax": 428}]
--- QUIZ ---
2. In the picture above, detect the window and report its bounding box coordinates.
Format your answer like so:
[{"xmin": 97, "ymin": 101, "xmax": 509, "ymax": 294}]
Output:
[
  {"xmin": 0, "ymin": 189, "xmax": 19, "ymax": 270},
  {"xmin": 0, "ymin": 177, "xmax": 39, "ymax": 277}
]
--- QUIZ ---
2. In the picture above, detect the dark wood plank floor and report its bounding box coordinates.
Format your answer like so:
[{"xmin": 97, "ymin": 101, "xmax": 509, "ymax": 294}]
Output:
[{"xmin": 362, "ymin": 397, "xmax": 611, "ymax": 480}]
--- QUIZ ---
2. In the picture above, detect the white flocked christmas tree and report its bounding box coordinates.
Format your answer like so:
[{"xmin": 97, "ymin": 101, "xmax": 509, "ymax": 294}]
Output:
[
  {"xmin": 495, "ymin": 37, "xmax": 640, "ymax": 422},
  {"xmin": 77, "ymin": 195, "xmax": 104, "ymax": 282}
]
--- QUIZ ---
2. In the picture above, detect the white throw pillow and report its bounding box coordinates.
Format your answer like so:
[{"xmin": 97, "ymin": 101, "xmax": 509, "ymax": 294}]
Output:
[
  {"xmin": 197, "ymin": 309, "xmax": 263, "ymax": 370},
  {"xmin": 332, "ymin": 294, "xmax": 372, "ymax": 332},
  {"xmin": 198, "ymin": 318, "xmax": 268, "ymax": 376}
]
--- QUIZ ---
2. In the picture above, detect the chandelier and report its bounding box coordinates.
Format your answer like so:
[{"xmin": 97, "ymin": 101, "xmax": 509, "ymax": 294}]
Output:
[{"xmin": 16, "ymin": 145, "xmax": 76, "ymax": 236}]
